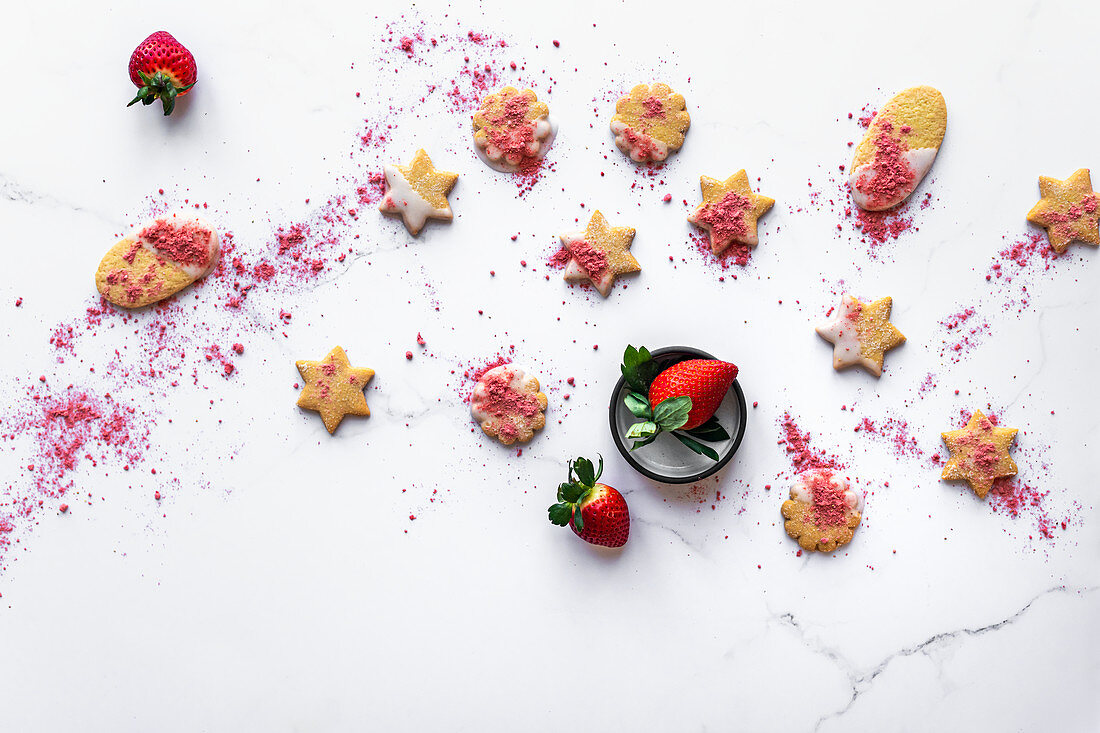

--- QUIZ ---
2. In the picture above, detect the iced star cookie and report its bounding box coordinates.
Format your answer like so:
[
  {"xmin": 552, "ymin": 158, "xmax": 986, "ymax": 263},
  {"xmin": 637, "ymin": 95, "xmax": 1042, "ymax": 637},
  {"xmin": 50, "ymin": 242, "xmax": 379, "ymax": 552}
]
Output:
[
  {"xmin": 471, "ymin": 87, "xmax": 554, "ymax": 172},
  {"xmin": 296, "ymin": 346, "xmax": 375, "ymax": 434},
  {"xmin": 378, "ymin": 149, "xmax": 458, "ymax": 236},
  {"xmin": 1025, "ymin": 168, "xmax": 1099, "ymax": 254},
  {"xmin": 941, "ymin": 409, "xmax": 1018, "ymax": 499},
  {"xmin": 470, "ymin": 364, "xmax": 548, "ymax": 445},
  {"xmin": 849, "ymin": 86, "xmax": 946, "ymax": 211},
  {"xmin": 95, "ymin": 213, "xmax": 220, "ymax": 308},
  {"xmin": 781, "ymin": 469, "xmax": 862, "ymax": 553},
  {"xmin": 555, "ymin": 211, "xmax": 640, "ymax": 296},
  {"xmin": 688, "ymin": 171, "xmax": 774, "ymax": 255},
  {"xmin": 816, "ymin": 294, "xmax": 905, "ymax": 377},
  {"xmin": 610, "ymin": 83, "xmax": 690, "ymax": 163}
]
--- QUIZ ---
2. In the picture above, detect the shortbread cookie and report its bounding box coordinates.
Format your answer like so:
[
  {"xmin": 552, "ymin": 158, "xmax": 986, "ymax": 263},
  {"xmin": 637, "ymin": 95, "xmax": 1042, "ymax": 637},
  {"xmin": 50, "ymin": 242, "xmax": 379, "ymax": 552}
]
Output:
[
  {"xmin": 610, "ymin": 83, "xmax": 690, "ymax": 163},
  {"xmin": 470, "ymin": 364, "xmax": 548, "ymax": 445},
  {"xmin": 556, "ymin": 211, "xmax": 640, "ymax": 296},
  {"xmin": 688, "ymin": 171, "xmax": 774, "ymax": 255},
  {"xmin": 781, "ymin": 469, "xmax": 862, "ymax": 553},
  {"xmin": 816, "ymin": 294, "xmax": 905, "ymax": 377},
  {"xmin": 471, "ymin": 87, "xmax": 554, "ymax": 172},
  {"xmin": 296, "ymin": 346, "xmax": 375, "ymax": 434},
  {"xmin": 849, "ymin": 86, "xmax": 946, "ymax": 211},
  {"xmin": 940, "ymin": 409, "xmax": 1017, "ymax": 499},
  {"xmin": 95, "ymin": 213, "xmax": 220, "ymax": 308},
  {"xmin": 379, "ymin": 149, "xmax": 458, "ymax": 235},
  {"xmin": 1025, "ymin": 168, "xmax": 1099, "ymax": 254}
]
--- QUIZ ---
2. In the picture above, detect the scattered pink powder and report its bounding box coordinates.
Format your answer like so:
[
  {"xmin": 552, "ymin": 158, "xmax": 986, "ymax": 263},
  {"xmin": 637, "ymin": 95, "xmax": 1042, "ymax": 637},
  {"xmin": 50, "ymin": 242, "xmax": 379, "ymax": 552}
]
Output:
[
  {"xmin": 139, "ymin": 219, "xmax": 214, "ymax": 270},
  {"xmin": 851, "ymin": 120, "xmax": 916, "ymax": 209},
  {"xmin": 778, "ymin": 413, "xmax": 841, "ymax": 474}
]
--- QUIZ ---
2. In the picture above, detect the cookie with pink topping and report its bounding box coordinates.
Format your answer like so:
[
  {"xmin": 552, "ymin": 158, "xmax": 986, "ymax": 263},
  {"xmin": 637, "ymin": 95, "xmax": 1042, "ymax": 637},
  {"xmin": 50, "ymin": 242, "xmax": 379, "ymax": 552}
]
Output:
[
  {"xmin": 781, "ymin": 470, "xmax": 862, "ymax": 553},
  {"xmin": 470, "ymin": 364, "xmax": 548, "ymax": 445},
  {"xmin": 610, "ymin": 83, "xmax": 690, "ymax": 163},
  {"xmin": 472, "ymin": 87, "xmax": 554, "ymax": 172},
  {"xmin": 849, "ymin": 86, "xmax": 946, "ymax": 211},
  {"xmin": 95, "ymin": 213, "xmax": 220, "ymax": 308}
]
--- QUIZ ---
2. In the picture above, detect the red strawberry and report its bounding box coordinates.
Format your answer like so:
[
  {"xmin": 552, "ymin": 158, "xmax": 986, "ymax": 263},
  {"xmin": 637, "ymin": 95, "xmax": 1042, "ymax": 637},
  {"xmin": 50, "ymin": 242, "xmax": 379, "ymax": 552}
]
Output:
[
  {"xmin": 648, "ymin": 359, "xmax": 738, "ymax": 430},
  {"xmin": 127, "ymin": 31, "xmax": 197, "ymax": 116},
  {"xmin": 548, "ymin": 456, "xmax": 629, "ymax": 548}
]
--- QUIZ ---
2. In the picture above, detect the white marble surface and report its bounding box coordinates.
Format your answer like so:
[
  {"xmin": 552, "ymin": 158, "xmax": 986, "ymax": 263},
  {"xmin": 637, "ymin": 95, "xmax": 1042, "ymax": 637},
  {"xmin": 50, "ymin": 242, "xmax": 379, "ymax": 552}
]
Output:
[{"xmin": 1, "ymin": 0, "xmax": 1098, "ymax": 730}]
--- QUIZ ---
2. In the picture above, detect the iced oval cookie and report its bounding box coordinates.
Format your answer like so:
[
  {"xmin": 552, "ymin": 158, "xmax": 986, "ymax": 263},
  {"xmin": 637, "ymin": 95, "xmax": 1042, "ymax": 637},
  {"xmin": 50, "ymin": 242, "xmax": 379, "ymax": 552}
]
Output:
[
  {"xmin": 471, "ymin": 87, "xmax": 554, "ymax": 172},
  {"xmin": 849, "ymin": 86, "xmax": 946, "ymax": 211},
  {"xmin": 470, "ymin": 364, "xmax": 548, "ymax": 445},
  {"xmin": 610, "ymin": 83, "xmax": 690, "ymax": 163},
  {"xmin": 95, "ymin": 213, "xmax": 220, "ymax": 308},
  {"xmin": 816, "ymin": 294, "xmax": 905, "ymax": 377},
  {"xmin": 781, "ymin": 470, "xmax": 862, "ymax": 553}
]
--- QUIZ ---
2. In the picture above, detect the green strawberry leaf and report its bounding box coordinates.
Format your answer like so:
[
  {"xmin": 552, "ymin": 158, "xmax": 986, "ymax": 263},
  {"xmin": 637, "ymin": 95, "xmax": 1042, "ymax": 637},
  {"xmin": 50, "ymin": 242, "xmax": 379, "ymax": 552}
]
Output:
[
  {"xmin": 593, "ymin": 454, "xmax": 604, "ymax": 482},
  {"xmin": 624, "ymin": 392, "xmax": 652, "ymax": 419},
  {"xmin": 630, "ymin": 434, "xmax": 659, "ymax": 451},
  {"xmin": 684, "ymin": 415, "xmax": 730, "ymax": 443},
  {"xmin": 672, "ymin": 431, "xmax": 721, "ymax": 461},
  {"xmin": 572, "ymin": 508, "xmax": 585, "ymax": 533},
  {"xmin": 559, "ymin": 482, "xmax": 585, "ymax": 503},
  {"xmin": 572, "ymin": 457, "xmax": 595, "ymax": 487},
  {"xmin": 625, "ymin": 421, "xmax": 659, "ymax": 440},
  {"xmin": 621, "ymin": 345, "xmax": 656, "ymax": 393},
  {"xmin": 653, "ymin": 396, "xmax": 693, "ymax": 431},
  {"xmin": 548, "ymin": 502, "xmax": 573, "ymax": 526}
]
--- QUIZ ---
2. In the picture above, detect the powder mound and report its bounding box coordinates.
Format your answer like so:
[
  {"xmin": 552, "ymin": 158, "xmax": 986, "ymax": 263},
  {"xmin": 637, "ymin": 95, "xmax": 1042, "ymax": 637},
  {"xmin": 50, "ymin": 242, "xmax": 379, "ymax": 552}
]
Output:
[{"xmin": 139, "ymin": 220, "xmax": 214, "ymax": 269}]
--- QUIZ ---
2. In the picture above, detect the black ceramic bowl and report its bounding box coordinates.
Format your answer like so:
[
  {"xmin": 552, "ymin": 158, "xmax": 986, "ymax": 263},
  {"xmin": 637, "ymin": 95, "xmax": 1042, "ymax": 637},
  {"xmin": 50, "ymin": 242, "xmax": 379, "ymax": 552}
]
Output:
[{"xmin": 609, "ymin": 346, "xmax": 747, "ymax": 484}]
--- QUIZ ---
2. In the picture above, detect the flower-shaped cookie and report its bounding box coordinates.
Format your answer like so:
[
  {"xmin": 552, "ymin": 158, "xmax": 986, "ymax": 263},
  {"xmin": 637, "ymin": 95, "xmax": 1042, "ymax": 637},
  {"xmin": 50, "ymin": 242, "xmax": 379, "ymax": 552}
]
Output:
[
  {"xmin": 472, "ymin": 87, "xmax": 553, "ymax": 172},
  {"xmin": 1026, "ymin": 168, "xmax": 1099, "ymax": 254},
  {"xmin": 470, "ymin": 364, "xmax": 548, "ymax": 445},
  {"xmin": 610, "ymin": 83, "xmax": 690, "ymax": 163},
  {"xmin": 781, "ymin": 470, "xmax": 862, "ymax": 553},
  {"xmin": 556, "ymin": 210, "xmax": 640, "ymax": 296},
  {"xmin": 816, "ymin": 294, "xmax": 905, "ymax": 377}
]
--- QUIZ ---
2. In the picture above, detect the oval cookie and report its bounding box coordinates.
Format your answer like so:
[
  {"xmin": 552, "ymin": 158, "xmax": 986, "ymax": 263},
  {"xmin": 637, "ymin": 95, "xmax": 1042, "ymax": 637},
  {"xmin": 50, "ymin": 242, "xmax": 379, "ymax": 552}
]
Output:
[
  {"xmin": 849, "ymin": 86, "xmax": 946, "ymax": 211},
  {"xmin": 95, "ymin": 214, "xmax": 220, "ymax": 308}
]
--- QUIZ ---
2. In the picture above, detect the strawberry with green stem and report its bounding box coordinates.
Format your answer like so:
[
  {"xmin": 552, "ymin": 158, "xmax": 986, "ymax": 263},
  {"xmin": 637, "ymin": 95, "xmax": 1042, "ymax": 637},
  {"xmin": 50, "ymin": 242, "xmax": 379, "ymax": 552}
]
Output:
[
  {"xmin": 127, "ymin": 31, "xmax": 197, "ymax": 116},
  {"xmin": 620, "ymin": 345, "xmax": 737, "ymax": 461},
  {"xmin": 547, "ymin": 455, "xmax": 629, "ymax": 548}
]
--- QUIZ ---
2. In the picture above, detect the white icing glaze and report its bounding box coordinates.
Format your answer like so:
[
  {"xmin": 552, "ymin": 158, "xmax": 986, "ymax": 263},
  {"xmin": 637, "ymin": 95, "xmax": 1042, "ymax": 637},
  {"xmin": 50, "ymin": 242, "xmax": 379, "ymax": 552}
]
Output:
[
  {"xmin": 469, "ymin": 365, "xmax": 538, "ymax": 423},
  {"xmin": 790, "ymin": 470, "xmax": 862, "ymax": 513},
  {"xmin": 849, "ymin": 147, "xmax": 938, "ymax": 211},
  {"xmin": 559, "ymin": 231, "xmax": 614, "ymax": 297},
  {"xmin": 378, "ymin": 164, "xmax": 452, "ymax": 235},
  {"xmin": 610, "ymin": 120, "xmax": 669, "ymax": 163},
  {"xmin": 816, "ymin": 294, "xmax": 869, "ymax": 371},
  {"xmin": 473, "ymin": 116, "xmax": 555, "ymax": 173},
  {"xmin": 135, "ymin": 214, "xmax": 220, "ymax": 279}
]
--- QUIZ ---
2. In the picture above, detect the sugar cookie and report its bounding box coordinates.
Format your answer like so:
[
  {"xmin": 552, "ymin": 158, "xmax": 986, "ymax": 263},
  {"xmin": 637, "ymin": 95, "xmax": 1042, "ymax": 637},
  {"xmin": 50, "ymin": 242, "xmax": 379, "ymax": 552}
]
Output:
[
  {"xmin": 470, "ymin": 364, "xmax": 547, "ymax": 445},
  {"xmin": 816, "ymin": 294, "xmax": 905, "ymax": 377},
  {"xmin": 471, "ymin": 87, "xmax": 554, "ymax": 172},
  {"xmin": 95, "ymin": 213, "xmax": 220, "ymax": 308},
  {"xmin": 941, "ymin": 409, "xmax": 1017, "ymax": 499},
  {"xmin": 379, "ymin": 149, "xmax": 458, "ymax": 235},
  {"xmin": 781, "ymin": 469, "xmax": 862, "ymax": 553},
  {"xmin": 556, "ymin": 210, "xmax": 640, "ymax": 296},
  {"xmin": 849, "ymin": 86, "xmax": 946, "ymax": 211},
  {"xmin": 1025, "ymin": 168, "xmax": 1099, "ymax": 254},
  {"xmin": 610, "ymin": 83, "xmax": 689, "ymax": 163},
  {"xmin": 688, "ymin": 171, "xmax": 774, "ymax": 255},
  {"xmin": 296, "ymin": 346, "xmax": 375, "ymax": 434}
]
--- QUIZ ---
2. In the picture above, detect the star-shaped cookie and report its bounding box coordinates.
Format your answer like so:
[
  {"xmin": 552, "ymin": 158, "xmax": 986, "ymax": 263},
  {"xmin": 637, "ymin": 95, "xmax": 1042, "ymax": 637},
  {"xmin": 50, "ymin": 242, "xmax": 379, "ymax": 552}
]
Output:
[
  {"xmin": 1026, "ymin": 168, "xmax": 1099, "ymax": 254},
  {"xmin": 558, "ymin": 210, "xmax": 640, "ymax": 296},
  {"xmin": 941, "ymin": 409, "xmax": 1018, "ymax": 499},
  {"xmin": 296, "ymin": 346, "xmax": 375, "ymax": 434},
  {"xmin": 688, "ymin": 171, "xmax": 775, "ymax": 255},
  {"xmin": 816, "ymin": 294, "xmax": 905, "ymax": 377},
  {"xmin": 379, "ymin": 149, "xmax": 458, "ymax": 236},
  {"xmin": 610, "ymin": 83, "xmax": 690, "ymax": 163}
]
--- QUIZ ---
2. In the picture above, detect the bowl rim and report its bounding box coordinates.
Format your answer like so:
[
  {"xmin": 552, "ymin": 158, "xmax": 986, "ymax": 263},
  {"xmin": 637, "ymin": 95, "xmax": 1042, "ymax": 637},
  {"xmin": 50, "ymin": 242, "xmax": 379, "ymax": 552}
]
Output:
[{"xmin": 608, "ymin": 346, "xmax": 747, "ymax": 484}]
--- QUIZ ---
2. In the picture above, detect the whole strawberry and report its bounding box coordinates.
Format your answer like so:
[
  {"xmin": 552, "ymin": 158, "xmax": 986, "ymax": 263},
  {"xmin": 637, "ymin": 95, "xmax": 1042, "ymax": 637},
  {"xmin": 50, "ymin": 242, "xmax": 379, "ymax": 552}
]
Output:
[
  {"xmin": 547, "ymin": 456, "xmax": 629, "ymax": 548},
  {"xmin": 648, "ymin": 359, "xmax": 738, "ymax": 430},
  {"xmin": 127, "ymin": 31, "xmax": 197, "ymax": 115}
]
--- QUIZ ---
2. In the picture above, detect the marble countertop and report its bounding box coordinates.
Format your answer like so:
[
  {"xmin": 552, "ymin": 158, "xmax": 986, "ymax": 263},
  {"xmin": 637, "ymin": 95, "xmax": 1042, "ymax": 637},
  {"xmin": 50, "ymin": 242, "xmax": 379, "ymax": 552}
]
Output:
[{"xmin": 0, "ymin": 0, "xmax": 1097, "ymax": 730}]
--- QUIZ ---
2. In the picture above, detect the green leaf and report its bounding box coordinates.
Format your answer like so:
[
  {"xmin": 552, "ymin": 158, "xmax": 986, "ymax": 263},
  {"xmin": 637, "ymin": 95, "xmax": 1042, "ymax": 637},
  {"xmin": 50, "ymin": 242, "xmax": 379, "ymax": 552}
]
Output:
[
  {"xmin": 625, "ymin": 421, "xmax": 658, "ymax": 440},
  {"xmin": 630, "ymin": 434, "xmax": 658, "ymax": 451},
  {"xmin": 571, "ymin": 508, "xmax": 584, "ymax": 533},
  {"xmin": 672, "ymin": 432, "xmax": 721, "ymax": 461},
  {"xmin": 653, "ymin": 396, "xmax": 693, "ymax": 431},
  {"xmin": 593, "ymin": 454, "xmax": 604, "ymax": 482},
  {"xmin": 621, "ymin": 344, "xmax": 654, "ymax": 393},
  {"xmin": 684, "ymin": 415, "xmax": 730, "ymax": 443},
  {"xmin": 548, "ymin": 503, "xmax": 573, "ymax": 526},
  {"xmin": 572, "ymin": 457, "xmax": 595, "ymax": 487},
  {"xmin": 559, "ymin": 482, "xmax": 586, "ymax": 503},
  {"xmin": 624, "ymin": 392, "xmax": 652, "ymax": 419}
]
